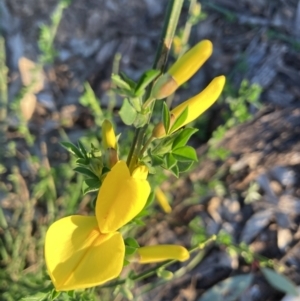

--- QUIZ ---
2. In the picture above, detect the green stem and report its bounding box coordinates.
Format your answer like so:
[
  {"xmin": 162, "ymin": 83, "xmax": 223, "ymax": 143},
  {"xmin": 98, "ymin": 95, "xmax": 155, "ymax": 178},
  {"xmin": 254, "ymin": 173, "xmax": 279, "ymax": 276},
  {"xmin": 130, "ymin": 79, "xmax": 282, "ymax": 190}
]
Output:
[
  {"xmin": 139, "ymin": 136, "xmax": 155, "ymax": 157},
  {"xmin": 0, "ymin": 37, "xmax": 8, "ymax": 159},
  {"xmin": 102, "ymin": 236, "xmax": 217, "ymax": 289},
  {"xmin": 126, "ymin": 0, "xmax": 184, "ymax": 171}
]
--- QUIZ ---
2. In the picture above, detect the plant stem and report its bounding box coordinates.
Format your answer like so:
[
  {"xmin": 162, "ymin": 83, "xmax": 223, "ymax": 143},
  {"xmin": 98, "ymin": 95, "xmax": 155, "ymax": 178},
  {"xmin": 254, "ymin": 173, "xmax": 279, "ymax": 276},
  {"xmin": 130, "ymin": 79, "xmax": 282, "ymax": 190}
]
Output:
[
  {"xmin": 139, "ymin": 136, "xmax": 154, "ymax": 157},
  {"xmin": 126, "ymin": 0, "xmax": 184, "ymax": 171},
  {"xmin": 101, "ymin": 238, "xmax": 215, "ymax": 289},
  {"xmin": 0, "ymin": 37, "xmax": 8, "ymax": 159}
]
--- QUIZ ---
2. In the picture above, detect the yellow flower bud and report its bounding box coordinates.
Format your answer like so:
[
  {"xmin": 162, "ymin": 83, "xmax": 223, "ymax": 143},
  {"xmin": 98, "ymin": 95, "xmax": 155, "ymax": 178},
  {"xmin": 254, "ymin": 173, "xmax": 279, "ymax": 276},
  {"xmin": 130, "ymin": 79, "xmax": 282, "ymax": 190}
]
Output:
[
  {"xmin": 137, "ymin": 245, "xmax": 190, "ymax": 264},
  {"xmin": 101, "ymin": 119, "xmax": 117, "ymax": 150},
  {"xmin": 168, "ymin": 40, "xmax": 212, "ymax": 87},
  {"xmin": 152, "ymin": 75, "xmax": 226, "ymax": 138},
  {"xmin": 151, "ymin": 40, "xmax": 213, "ymax": 100},
  {"xmin": 155, "ymin": 187, "xmax": 172, "ymax": 213}
]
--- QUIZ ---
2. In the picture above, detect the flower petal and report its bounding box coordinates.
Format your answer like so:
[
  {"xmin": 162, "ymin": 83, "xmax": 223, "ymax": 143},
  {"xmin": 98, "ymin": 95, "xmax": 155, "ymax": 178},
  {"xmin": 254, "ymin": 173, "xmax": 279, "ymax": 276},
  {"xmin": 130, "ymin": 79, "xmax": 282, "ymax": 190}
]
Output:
[
  {"xmin": 131, "ymin": 164, "xmax": 149, "ymax": 180},
  {"xmin": 137, "ymin": 245, "xmax": 190, "ymax": 264},
  {"xmin": 171, "ymin": 76, "xmax": 225, "ymax": 132},
  {"xmin": 96, "ymin": 161, "xmax": 151, "ymax": 233},
  {"xmin": 45, "ymin": 216, "xmax": 124, "ymax": 291}
]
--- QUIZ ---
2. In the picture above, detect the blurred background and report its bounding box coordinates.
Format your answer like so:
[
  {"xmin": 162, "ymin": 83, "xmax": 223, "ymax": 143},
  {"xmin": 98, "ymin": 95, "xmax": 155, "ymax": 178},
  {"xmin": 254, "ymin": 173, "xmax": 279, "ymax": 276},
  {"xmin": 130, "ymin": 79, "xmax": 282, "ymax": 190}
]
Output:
[{"xmin": 1, "ymin": 0, "xmax": 300, "ymax": 300}]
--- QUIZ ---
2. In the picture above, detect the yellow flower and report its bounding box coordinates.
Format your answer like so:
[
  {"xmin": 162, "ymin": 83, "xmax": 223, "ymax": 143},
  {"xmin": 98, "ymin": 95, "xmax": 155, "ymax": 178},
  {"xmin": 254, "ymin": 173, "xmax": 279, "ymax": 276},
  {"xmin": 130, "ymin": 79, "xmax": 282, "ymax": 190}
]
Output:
[
  {"xmin": 45, "ymin": 216, "xmax": 124, "ymax": 291},
  {"xmin": 137, "ymin": 245, "xmax": 190, "ymax": 264},
  {"xmin": 45, "ymin": 161, "xmax": 150, "ymax": 291},
  {"xmin": 152, "ymin": 75, "xmax": 226, "ymax": 138},
  {"xmin": 151, "ymin": 40, "xmax": 213, "ymax": 100}
]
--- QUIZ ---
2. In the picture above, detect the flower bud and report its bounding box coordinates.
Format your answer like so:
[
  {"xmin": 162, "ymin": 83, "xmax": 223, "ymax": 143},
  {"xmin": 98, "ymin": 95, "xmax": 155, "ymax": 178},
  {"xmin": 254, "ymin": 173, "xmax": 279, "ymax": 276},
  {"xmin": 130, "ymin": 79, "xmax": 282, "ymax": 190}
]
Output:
[
  {"xmin": 155, "ymin": 187, "xmax": 172, "ymax": 213},
  {"xmin": 151, "ymin": 40, "xmax": 213, "ymax": 100},
  {"xmin": 152, "ymin": 75, "xmax": 226, "ymax": 138},
  {"xmin": 137, "ymin": 245, "xmax": 190, "ymax": 264},
  {"xmin": 168, "ymin": 40, "xmax": 212, "ymax": 87},
  {"xmin": 101, "ymin": 119, "xmax": 117, "ymax": 150}
]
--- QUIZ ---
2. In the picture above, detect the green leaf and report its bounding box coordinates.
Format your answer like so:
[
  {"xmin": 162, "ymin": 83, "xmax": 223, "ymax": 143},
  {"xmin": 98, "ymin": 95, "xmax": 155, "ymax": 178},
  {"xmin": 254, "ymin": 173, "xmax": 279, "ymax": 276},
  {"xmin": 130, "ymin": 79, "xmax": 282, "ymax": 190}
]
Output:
[
  {"xmin": 120, "ymin": 72, "xmax": 136, "ymax": 90},
  {"xmin": 169, "ymin": 106, "xmax": 188, "ymax": 133},
  {"xmin": 135, "ymin": 209, "xmax": 149, "ymax": 218},
  {"xmin": 111, "ymin": 74, "xmax": 132, "ymax": 90},
  {"xmin": 151, "ymin": 154, "xmax": 164, "ymax": 166},
  {"xmin": 198, "ymin": 274, "xmax": 253, "ymax": 301},
  {"xmin": 170, "ymin": 164, "xmax": 179, "ymax": 177},
  {"xmin": 76, "ymin": 158, "xmax": 89, "ymax": 165},
  {"xmin": 119, "ymin": 98, "xmax": 137, "ymax": 125},
  {"xmin": 172, "ymin": 146, "xmax": 198, "ymax": 161},
  {"xmin": 151, "ymin": 134, "xmax": 177, "ymax": 155},
  {"xmin": 21, "ymin": 292, "xmax": 48, "ymax": 301},
  {"xmin": 261, "ymin": 267, "xmax": 299, "ymax": 296},
  {"xmin": 135, "ymin": 69, "xmax": 160, "ymax": 95},
  {"xmin": 74, "ymin": 167, "xmax": 99, "ymax": 179},
  {"xmin": 66, "ymin": 290, "xmax": 75, "ymax": 298},
  {"xmin": 125, "ymin": 245, "xmax": 137, "ymax": 256},
  {"xmin": 145, "ymin": 190, "xmax": 155, "ymax": 207},
  {"xmin": 164, "ymin": 153, "xmax": 177, "ymax": 169},
  {"xmin": 129, "ymin": 97, "xmax": 141, "ymax": 112},
  {"xmin": 177, "ymin": 161, "xmax": 194, "ymax": 173},
  {"xmin": 133, "ymin": 111, "xmax": 148, "ymax": 128},
  {"xmin": 162, "ymin": 102, "xmax": 171, "ymax": 134},
  {"xmin": 78, "ymin": 140, "xmax": 88, "ymax": 158},
  {"xmin": 124, "ymin": 237, "xmax": 140, "ymax": 248},
  {"xmin": 111, "ymin": 87, "xmax": 135, "ymax": 98},
  {"xmin": 82, "ymin": 178, "xmax": 101, "ymax": 195},
  {"xmin": 172, "ymin": 128, "xmax": 198, "ymax": 149},
  {"xmin": 60, "ymin": 142, "xmax": 83, "ymax": 158}
]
